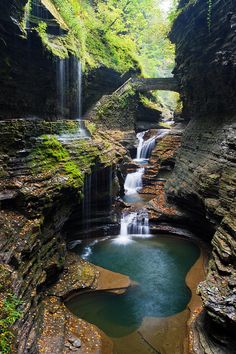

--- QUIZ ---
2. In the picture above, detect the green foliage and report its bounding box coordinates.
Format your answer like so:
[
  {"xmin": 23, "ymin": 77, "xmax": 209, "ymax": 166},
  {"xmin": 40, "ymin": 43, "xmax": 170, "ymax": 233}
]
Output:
[
  {"xmin": 25, "ymin": 0, "xmax": 176, "ymax": 75},
  {"xmin": 207, "ymin": 0, "xmax": 212, "ymax": 32},
  {"xmin": 19, "ymin": 0, "xmax": 32, "ymax": 35},
  {"xmin": 138, "ymin": 1, "xmax": 176, "ymax": 78},
  {"xmin": 0, "ymin": 293, "xmax": 22, "ymax": 354},
  {"xmin": 139, "ymin": 93, "xmax": 163, "ymax": 111},
  {"xmin": 85, "ymin": 122, "xmax": 96, "ymax": 135},
  {"xmin": 35, "ymin": 22, "xmax": 69, "ymax": 58}
]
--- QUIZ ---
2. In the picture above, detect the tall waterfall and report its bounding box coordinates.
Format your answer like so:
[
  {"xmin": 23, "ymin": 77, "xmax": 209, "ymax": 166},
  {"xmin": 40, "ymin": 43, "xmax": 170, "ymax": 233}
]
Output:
[
  {"xmin": 124, "ymin": 168, "xmax": 144, "ymax": 195},
  {"xmin": 115, "ymin": 210, "xmax": 150, "ymax": 244},
  {"xmin": 74, "ymin": 59, "xmax": 82, "ymax": 119},
  {"xmin": 56, "ymin": 58, "xmax": 69, "ymax": 117},
  {"xmin": 56, "ymin": 56, "xmax": 83, "ymax": 119}
]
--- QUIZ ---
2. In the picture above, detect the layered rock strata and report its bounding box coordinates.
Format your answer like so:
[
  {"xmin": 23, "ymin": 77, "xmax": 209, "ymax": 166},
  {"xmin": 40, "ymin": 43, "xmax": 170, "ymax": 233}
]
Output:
[
  {"xmin": 166, "ymin": 0, "xmax": 236, "ymax": 351},
  {"xmin": 0, "ymin": 119, "xmax": 126, "ymax": 353}
]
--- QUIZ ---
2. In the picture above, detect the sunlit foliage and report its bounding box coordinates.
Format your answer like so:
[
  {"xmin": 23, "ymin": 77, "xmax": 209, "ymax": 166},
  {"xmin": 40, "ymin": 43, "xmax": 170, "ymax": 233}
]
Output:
[{"xmin": 27, "ymin": 0, "xmax": 177, "ymax": 76}]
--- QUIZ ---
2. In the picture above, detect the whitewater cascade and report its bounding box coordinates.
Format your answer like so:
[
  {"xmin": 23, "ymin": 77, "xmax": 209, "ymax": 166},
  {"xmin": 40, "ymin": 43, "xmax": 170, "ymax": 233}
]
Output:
[
  {"xmin": 124, "ymin": 168, "xmax": 144, "ymax": 195},
  {"xmin": 136, "ymin": 129, "xmax": 169, "ymax": 160},
  {"xmin": 115, "ymin": 211, "xmax": 150, "ymax": 244}
]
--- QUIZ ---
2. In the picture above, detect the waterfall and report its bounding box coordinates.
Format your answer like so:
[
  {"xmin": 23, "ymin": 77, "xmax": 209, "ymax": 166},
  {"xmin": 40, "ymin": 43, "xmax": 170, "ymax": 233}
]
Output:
[
  {"xmin": 136, "ymin": 131, "xmax": 146, "ymax": 160},
  {"xmin": 74, "ymin": 59, "xmax": 82, "ymax": 119},
  {"xmin": 56, "ymin": 58, "xmax": 68, "ymax": 117},
  {"xmin": 114, "ymin": 210, "xmax": 150, "ymax": 244},
  {"xmin": 139, "ymin": 135, "xmax": 156, "ymax": 159},
  {"xmin": 135, "ymin": 129, "xmax": 169, "ymax": 161},
  {"xmin": 56, "ymin": 57, "xmax": 85, "ymax": 123},
  {"xmin": 124, "ymin": 168, "xmax": 144, "ymax": 195}
]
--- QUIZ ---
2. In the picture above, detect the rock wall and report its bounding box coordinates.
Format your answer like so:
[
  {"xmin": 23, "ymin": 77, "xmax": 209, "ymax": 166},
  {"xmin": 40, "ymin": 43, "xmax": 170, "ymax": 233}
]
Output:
[
  {"xmin": 0, "ymin": 119, "xmax": 125, "ymax": 352},
  {"xmin": 167, "ymin": 0, "xmax": 236, "ymax": 351},
  {"xmin": 86, "ymin": 88, "xmax": 163, "ymax": 131},
  {"xmin": 0, "ymin": 1, "xmax": 59, "ymax": 119},
  {"xmin": 171, "ymin": 0, "xmax": 236, "ymax": 119},
  {"xmin": 0, "ymin": 1, "xmax": 130, "ymax": 120}
]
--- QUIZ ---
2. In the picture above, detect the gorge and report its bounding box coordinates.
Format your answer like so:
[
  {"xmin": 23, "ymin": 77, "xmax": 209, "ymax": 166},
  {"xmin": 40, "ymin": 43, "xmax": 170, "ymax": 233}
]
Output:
[{"xmin": 0, "ymin": 1, "xmax": 236, "ymax": 354}]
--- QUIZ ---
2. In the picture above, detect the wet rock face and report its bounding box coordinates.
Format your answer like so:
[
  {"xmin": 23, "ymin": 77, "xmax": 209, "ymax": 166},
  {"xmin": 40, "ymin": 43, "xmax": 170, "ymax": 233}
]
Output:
[
  {"xmin": 0, "ymin": 1, "xmax": 58, "ymax": 119},
  {"xmin": 87, "ymin": 91, "xmax": 162, "ymax": 131},
  {"xmin": 0, "ymin": 119, "xmax": 125, "ymax": 352},
  {"xmin": 169, "ymin": 0, "xmax": 236, "ymax": 349},
  {"xmin": 171, "ymin": 0, "xmax": 236, "ymax": 119}
]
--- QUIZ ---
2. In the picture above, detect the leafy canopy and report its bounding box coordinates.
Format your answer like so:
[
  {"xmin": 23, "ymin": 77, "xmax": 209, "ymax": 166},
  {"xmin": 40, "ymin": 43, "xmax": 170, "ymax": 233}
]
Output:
[{"xmin": 28, "ymin": 0, "xmax": 176, "ymax": 76}]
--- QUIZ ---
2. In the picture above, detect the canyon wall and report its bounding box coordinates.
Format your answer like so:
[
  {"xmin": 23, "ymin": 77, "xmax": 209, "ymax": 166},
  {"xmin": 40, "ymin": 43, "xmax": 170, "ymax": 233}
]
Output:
[
  {"xmin": 0, "ymin": 119, "xmax": 125, "ymax": 352},
  {"xmin": 0, "ymin": 1, "xmax": 126, "ymax": 120},
  {"xmin": 167, "ymin": 0, "xmax": 236, "ymax": 352}
]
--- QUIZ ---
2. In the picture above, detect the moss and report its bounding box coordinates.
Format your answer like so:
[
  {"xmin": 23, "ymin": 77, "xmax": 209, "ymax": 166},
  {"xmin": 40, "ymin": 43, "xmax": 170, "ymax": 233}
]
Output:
[
  {"xmin": 28, "ymin": 132, "xmax": 117, "ymax": 192},
  {"xmin": 40, "ymin": 135, "xmax": 69, "ymax": 160},
  {"xmin": 29, "ymin": 135, "xmax": 69, "ymax": 172},
  {"xmin": 19, "ymin": 0, "xmax": 32, "ymax": 35},
  {"xmin": 85, "ymin": 122, "xmax": 96, "ymax": 135},
  {"xmin": 35, "ymin": 22, "xmax": 69, "ymax": 59},
  {"xmin": 94, "ymin": 86, "xmax": 136, "ymax": 124},
  {"xmin": 64, "ymin": 161, "xmax": 83, "ymax": 189}
]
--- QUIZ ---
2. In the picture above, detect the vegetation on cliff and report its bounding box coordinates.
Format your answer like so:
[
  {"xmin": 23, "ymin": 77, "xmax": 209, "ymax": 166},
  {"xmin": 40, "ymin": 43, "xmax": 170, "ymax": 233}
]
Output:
[
  {"xmin": 23, "ymin": 0, "xmax": 175, "ymax": 77},
  {"xmin": 0, "ymin": 266, "xmax": 22, "ymax": 354}
]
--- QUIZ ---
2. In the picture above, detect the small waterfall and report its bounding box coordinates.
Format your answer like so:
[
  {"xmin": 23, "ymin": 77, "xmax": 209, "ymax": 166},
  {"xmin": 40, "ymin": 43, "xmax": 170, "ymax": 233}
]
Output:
[
  {"xmin": 135, "ymin": 130, "xmax": 169, "ymax": 160},
  {"xmin": 115, "ymin": 210, "xmax": 150, "ymax": 244},
  {"xmin": 136, "ymin": 131, "xmax": 146, "ymax": 160},
  {"xmin": 139, "ymin": 135, "xmax": 156, "ymax": 159},
  {"xmin": 124, "ymin": 168, "xmax": 144, "ymax": 195}
]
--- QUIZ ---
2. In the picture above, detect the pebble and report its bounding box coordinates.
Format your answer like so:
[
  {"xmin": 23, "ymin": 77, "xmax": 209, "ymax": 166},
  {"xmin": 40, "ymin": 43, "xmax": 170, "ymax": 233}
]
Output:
[{"xmin": 73, "ymin": 339, "xmax": 81, "ymax": 348}]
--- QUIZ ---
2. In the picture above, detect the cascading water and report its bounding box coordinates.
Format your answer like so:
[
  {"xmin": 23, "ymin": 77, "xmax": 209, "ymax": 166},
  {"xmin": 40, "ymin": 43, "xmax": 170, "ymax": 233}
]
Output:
[
  {"xmin": 121, "ymin": 129, "xmax": 168, "ymax": 243},
  {"xmin": 136, "ymin": 131, "xmax": 146, "ymax": 160},
  {"xmin": 115, "ymin": 210, "xmax": 150, "ymax": 244},
  {"xmin": 124, "ymin": 168, "xmax": 144, "ymax": 195},
  {"xmin": 135, "ymin": 129, "xmax": 169, "ymax": 161},
  {"xmin": 124, "ymin": 130, "xmax": 168, "ymax": 197},
  {"xmin": 56, "ymin": 56, "xmax": 82, "ymax": 119}
]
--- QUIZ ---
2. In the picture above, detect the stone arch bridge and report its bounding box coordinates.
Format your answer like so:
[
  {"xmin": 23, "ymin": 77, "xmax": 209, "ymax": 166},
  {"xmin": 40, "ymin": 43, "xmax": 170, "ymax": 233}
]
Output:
[{"xmin": 115, "ymin": 77, "xmax": 180, "ymax": 94}]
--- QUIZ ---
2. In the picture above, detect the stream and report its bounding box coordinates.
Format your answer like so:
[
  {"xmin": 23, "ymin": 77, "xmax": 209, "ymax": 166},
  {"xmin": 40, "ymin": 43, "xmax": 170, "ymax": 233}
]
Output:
[{"xmin": 66, "ymin": 129, "xmax": 200, "ymax": 350}]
